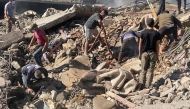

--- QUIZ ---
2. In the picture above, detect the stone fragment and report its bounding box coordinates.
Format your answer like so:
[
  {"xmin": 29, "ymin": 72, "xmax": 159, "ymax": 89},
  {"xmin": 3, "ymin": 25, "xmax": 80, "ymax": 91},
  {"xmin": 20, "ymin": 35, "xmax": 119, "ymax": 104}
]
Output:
[
  {"xmin": 55, "ymin": 49, "xmax": 66, "ymax": 61},
  {"xmin": 95, "ymin": 62, "xmax": 109, "ymax": 71},
  {"xmin": 10, "ymin": 43, "xmax": 19, "ymax": 49},
  {"xmin": 0, "ymin": 77, "xmax": 5, "ymax": 88},
  {"xmin": 150, "ymin": 89, "xmax": 159, "ymax": 97},
  {"xmin": 165, "ymin": 93, "xmax": 175, "ymax": 103},
  {"xmin": 56, "ymin": 91, "xmax": 68, "ymax": 102},
  {"xmin": 181, "ymin": 76, "xmax": 190, "ymax": 84},
  {"xmin": 93, "ymin": 96, "xmax": 115, "ymax": 109},
  {"xmin": 11, "ymin": 61, "xmax": 21, "ymax": 70},
  {"xmin": 160, "ymin": 88, "xmax": 175, "ymax": 97},
  {"xmin": 0, "ymin": 31, "xmax": 24, "ymax": 50},
  {"xmin": 106, "ymin": 91, "xmax": 136, "ymax": 108},
  {"xmin": 24, "ymin": 33, "xmax": 33, "ymax": 39}
]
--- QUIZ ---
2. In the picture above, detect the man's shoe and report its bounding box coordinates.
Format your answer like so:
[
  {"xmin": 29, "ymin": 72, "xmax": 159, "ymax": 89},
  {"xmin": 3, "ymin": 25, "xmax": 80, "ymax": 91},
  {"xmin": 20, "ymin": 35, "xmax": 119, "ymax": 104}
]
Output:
[
  {"xmin": 175, "ymin": 10, "xmax": 181, "ymax": 15},
  {"xmin": 183, "ymin": 9, "xmax": 186, "ymax": 14}
]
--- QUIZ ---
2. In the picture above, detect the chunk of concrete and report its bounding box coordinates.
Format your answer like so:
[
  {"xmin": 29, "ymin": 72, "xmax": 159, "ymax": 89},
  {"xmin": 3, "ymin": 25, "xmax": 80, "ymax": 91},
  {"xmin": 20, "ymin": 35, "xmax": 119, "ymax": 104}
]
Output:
[
  {"xmin": 0, "ymin": 31, "xmax": 24, "ymax": 50},
  {"xmin": 181, "ymin": 77, "xmax": 190, "ymax": 84},
  {"xmin": 11, "ymin": 61, "xmax": 21, "ymax": 70},
  {"xmin": 55, "ymin": 50, "xmax": 66, "ymax": 61},
  {"xmin": 61, "ymin": 56, "xmax": 90, "ymax": 87},
  {"xmin": 95, "ymin": 62, "xmax": 109, "ymax": 71},
  {"xmin": 0, "ymin": 77, "xmax": 5, "ymax": 87},
  {"xmin": 93, "ymin": 96, "xmax": 115, "ymax": 109},
  {"xmin": 24, "ymin": 33, "xmax": 33, "ymax": 39},
  {"xmin": 160, "ymin": 88, "xmax": 175, "ymax": 97}
]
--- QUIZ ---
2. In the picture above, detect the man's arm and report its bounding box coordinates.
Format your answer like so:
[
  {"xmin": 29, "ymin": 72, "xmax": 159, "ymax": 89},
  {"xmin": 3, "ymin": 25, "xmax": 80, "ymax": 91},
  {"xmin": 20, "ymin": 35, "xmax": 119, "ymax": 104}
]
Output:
[
  {"xmin": 98, "ymin": 20, "xmax": 106, "ymax": 37},
  {"xmin": 138, "ymin": 38, "xmax": 143, "ymax": 60},
  {"xmin": 173, "ymin": 16, "xmax": 182, "ymax": 29},
  {"xmin": 42, "ymin": 32, "xmax": 49, "ymax": 53},
  {"xmin": 28, "ymin": 35, "xmax": 36, "ymax": 49},
  {"xmin": 156, "ymin": 40, "xmax": 160, "ymax": 62},
  {"xmin": 4, "ymin": 5, "xmax": 9, "ymax": 21}
]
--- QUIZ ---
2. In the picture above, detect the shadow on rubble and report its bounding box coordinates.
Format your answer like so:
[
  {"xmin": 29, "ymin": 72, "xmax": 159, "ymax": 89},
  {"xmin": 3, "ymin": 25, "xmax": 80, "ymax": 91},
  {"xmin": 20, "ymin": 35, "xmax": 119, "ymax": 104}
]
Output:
[{"xmin": 154, "ymin": 69, "xmax": 181, "ymax": 89}]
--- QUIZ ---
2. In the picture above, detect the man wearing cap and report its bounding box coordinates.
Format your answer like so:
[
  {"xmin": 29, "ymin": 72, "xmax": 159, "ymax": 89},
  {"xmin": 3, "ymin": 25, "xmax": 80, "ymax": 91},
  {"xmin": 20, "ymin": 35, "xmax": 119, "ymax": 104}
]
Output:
[
  {"xmin": 84, "ymin": 9, "xmax": 108, "ymax": 56},
  {"xmin": 154, "ymin": 10, "xmax": 182, "ymax": 42},
  {"xmin": 28, "ymin": 23, "xmax": 48, "ymax": 67},
  {"xmin": 118, "ymin": 30, "xmax": 140, "ymax": 64},
  {"xmin": 4, "ymin": 0, "xmax": 16, "ymax": 34},
  {"xmin": 138, "ymin": 18, "xmax": 161, "ymax": 89},
  {"xmin": 21, "ymin": 64, "xmax": 48, "ymax": 92}
]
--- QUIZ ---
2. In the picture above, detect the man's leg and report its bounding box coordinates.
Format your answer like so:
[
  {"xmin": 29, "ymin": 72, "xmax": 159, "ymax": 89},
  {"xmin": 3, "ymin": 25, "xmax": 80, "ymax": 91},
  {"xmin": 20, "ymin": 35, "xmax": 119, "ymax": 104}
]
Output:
[
  {"xmin": 118, "ymin": 39, "xmax": 128, "ymax": 64},
  {"xmin": 172, "ymin": 25, "xmax": 178, "ymax": 41},
  {"xmin": 145, "ymin": 52, "xmax": 156, "ymax": 88},
  {"xmin": 84, "ymin": 26, "xmax": 93, "ymax": 55},
  {"xmin": 157, "ymin": 0, "xmax": 165, "ymax": 15},
  {"xmin": 33, "ymin": 46, "xmax": 43, "ymax": 66},
  {"xmin": 139, "ymin": 52, "xmax": 149, "ymax": 89},
  {"xmin": 6, "ymin": 20, "xmax": 12, "ymax": 34},
  {"xmin": 177, "ymin": 0, "xmax": 181, "ymax": 13},
  {"xmin": 183, "ymin": 0, "xmax": 186, "ymax": 13}
]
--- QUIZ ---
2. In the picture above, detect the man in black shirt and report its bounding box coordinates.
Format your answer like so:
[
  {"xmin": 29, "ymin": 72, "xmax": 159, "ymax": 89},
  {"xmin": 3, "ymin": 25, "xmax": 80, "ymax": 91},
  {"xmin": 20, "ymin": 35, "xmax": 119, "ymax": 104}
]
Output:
[
  {"xmin": 84, "ymin": 10, "xmax": 108, "ymax": 55},
  {"xmin": 138, "ymin": 18, "xmax": 161, "ymax": 89}
]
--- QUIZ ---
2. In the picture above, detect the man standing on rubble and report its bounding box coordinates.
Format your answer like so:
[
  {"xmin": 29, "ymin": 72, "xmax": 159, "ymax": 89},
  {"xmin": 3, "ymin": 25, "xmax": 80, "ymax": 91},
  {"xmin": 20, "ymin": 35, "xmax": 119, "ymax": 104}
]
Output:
[
  {"xmin": 157, "ymin": 0, "xmax": 165, "ymax": 15},
  {"xmin": 21, "ymin": 64, "xmax": 48, "ymax": 93},
  {"xmin": 118, "ymin": 30, "xmax": 140, "ymax": 64},
  {"xmin": 4, "ymin": 0, "xmax": 16, "ymax": 34},
  {"xmin": 155, "ymin": 10, "xmax": 182, "ymax": 42},
  {"xmin": 138, "ymin": 18, "xmax": 161, "ymax": 89},
  {"xmin": 84, "ymin": 9, "xmax": 108, "ymax": 56},
  {"xmin": 176, "ymin": 0, "xmax": 186, "ymax": 15},
  {"xmin": 28, "ymin": 23, "xmax": 49, "ymax": 67}
]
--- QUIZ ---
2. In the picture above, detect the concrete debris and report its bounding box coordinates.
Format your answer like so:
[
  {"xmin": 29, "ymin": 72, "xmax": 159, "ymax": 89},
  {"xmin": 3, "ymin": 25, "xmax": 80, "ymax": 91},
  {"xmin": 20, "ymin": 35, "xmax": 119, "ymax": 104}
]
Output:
[{"xmin": 93, "ymin": 96, "xmax": 115, "ymax": 109}]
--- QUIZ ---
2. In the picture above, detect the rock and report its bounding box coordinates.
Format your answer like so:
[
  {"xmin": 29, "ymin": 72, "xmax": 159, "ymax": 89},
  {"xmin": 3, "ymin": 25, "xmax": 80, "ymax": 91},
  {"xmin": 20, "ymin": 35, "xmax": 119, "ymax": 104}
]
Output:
[
  {"xmin": 181, "ymin": 76, "xmax": 190, "ymax": 84},
  {"xmin": 10, "ymin": 43, "xmax": 19, "ymax": 49},
  {"xmin": 61, "ymin": 56, "xmax": 90, "ymax": 87},
  {"xmin": 160, "ymin": 87, "xmax": 175, "ymax": 97},
  {"xmin": 93, "ymin": 96, "xmax": 115, "ymax": 109},
  {"xmin": 55, "ymin": 49, "xmax": 66, "ymax": 61},
  {"xmin": 0, "ymin": 31, "xmax": 24, "ymax": 50},
  {"xmin": 11, "ymin": 61, "xmax": 21, "ymax": 70},
  {"xmin": 0, "ymin": 77, "xmax": 5, "ymax": 87},
  {"xmin": 150, "ymin": 89, "xmax": 159, "ymax": 97},
  {"xmin": 56, "ymin": 91, "xmax": 68, "ymax": 102},
  {"xmin": 165, "ymin": 93, "xmax": 175, "ymax": 103},
  {"xmin": 95, "ymin": 62, "xmax": 109, "ymax": 71},
  {"xmin": 24, "ymin": 33, "xmax": 33, "ymax": 39}
]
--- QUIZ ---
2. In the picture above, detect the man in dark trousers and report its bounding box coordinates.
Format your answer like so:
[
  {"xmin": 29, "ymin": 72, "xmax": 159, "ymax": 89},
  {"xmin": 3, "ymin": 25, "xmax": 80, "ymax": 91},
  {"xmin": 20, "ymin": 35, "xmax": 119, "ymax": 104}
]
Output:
[
  {"xmin": 4, "ymin": 0, "xmax": 16, "ymax": 34},
  {"xmin": 28, "ymin": 23, "xmax": 49, "ymax": 67},
  {"xmin": 84, "ymin": 9, "xmax": 108, "ymax": 56},
  {"xmin": 118, "ymin": 30, "xmax": 139, "ymax": 64},
  {"xmin": 155, "ymin": 10, "xmax": 182, "ymax": 41},
  {"xmin": 176, "ymin": 0, "xmax": 186, "ymax": 15},
  {"xmin": 21, "ymin": 64, "xmax": 48, "ymax": 93},
  {"xmin": 138, "ymin": 18, "xmax": 161, "ymax": 89},
  {"xmin": 157, "ymin": 0, "xmax": 165, "ymax": 15}
]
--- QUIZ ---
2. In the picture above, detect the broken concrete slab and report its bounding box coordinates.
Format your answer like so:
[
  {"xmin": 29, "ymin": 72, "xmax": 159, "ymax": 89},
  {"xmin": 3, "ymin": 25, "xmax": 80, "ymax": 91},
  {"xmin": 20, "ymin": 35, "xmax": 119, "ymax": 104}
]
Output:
[
  {"xmin": 95, "ymin": 62, "xmax": 109, "ymax": 71},
  {"xmin": 93, "ymin": 96, "xmax": 115, "ymax": 109},
  {"xmin": 24, "ymin": 33, "xmax": 33, "ymax": 39},
  {"xmin": 160, "ymin": 87, "xmax": 175, "ymax": 97},
  {"xmin": 106, "ymin": 91, "xmax": 136, "ymax": 108},
  {"xmin": 0, "ymin": 31, "xmax": 24, "ymax": 50},
  {"xmin": 61, "ymin": 56, "xmax": 90, "ymax": 87}
]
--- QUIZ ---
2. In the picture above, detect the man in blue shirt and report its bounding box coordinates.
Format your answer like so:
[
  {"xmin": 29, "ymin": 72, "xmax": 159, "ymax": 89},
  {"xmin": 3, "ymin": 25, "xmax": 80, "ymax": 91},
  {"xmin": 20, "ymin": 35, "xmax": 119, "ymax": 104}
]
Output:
[
  {"xmin": 21, "ymin": 64, "xmax": 48, "ymax": 91},
  {"xmin": 4, "ymin": 0, "xmax": 16, "ymax": 34},
  {"xmin": 118, "ymin": 30, "xmax": 140, "ymax": 64}
]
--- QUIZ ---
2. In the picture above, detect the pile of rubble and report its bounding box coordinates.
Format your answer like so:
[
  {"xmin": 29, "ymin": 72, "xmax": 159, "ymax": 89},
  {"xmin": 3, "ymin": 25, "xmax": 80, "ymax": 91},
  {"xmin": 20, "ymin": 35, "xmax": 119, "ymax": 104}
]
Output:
[{"xmin": 0, "ymin": 1, "xmax": 190, "ymax": 109}]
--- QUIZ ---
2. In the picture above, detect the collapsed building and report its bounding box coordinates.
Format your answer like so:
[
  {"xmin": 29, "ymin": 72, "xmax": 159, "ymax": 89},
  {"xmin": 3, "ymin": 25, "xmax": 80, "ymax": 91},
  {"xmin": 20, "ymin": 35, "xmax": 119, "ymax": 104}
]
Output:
[{"xmin": 0, "ymin": 1, "xmax": 190, "ymax": 109}]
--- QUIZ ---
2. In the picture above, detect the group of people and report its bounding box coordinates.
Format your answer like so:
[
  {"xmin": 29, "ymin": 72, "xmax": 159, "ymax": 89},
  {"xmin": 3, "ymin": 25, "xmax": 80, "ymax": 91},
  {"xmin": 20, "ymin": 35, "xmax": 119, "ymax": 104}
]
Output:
[
  {"xmin": 157, "ymin": 0, "xmax": 187, "ymax": 15},
  {"xmin": 85, "ymin": 7, "xmax": 182, "ymax": 89},
  {"xmin": 4, "ymin": 0, "xmax": 185, "ymax": 92}
]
